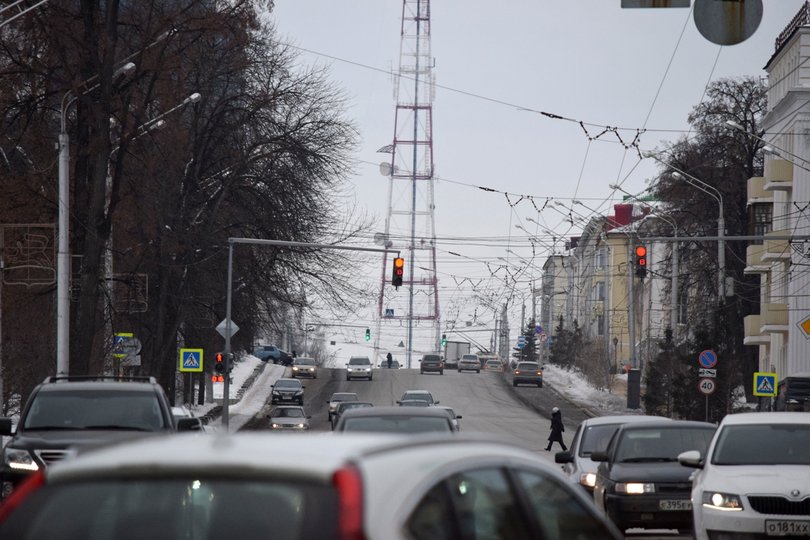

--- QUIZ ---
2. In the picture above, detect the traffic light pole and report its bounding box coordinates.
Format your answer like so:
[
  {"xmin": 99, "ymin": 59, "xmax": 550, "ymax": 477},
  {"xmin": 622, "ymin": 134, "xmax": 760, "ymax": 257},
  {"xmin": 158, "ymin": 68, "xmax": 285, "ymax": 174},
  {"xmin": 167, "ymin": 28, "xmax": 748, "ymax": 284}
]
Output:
[{"xmin": 222, "ymin": 238, "xmax": 398, "ymax": 430}]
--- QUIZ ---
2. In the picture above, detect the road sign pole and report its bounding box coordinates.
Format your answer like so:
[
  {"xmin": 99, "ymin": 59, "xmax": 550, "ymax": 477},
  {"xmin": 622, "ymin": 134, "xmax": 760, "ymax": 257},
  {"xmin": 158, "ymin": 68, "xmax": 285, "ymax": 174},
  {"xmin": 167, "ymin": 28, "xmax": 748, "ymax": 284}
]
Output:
[{"xmin": 223, "ymin": 243, "xmax": 234, "ymax": 430}]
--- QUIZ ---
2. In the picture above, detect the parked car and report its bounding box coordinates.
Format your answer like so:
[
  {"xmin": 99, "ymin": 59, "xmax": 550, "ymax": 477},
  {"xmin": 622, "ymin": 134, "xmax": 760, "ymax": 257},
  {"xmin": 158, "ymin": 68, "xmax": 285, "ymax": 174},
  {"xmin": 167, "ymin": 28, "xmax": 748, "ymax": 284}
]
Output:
[
  {"xmin": 171, "ymin": 406, "xmax": 210, "ymax": 433},
  {"xmin": 326, "ymin": 392, "xmax": 359, "ymax": 422},
  {"xmin": 0, "ymin": 375, "xmax": 194, "ymax": 499},
  {"xmin": 333, "ymin": 407, "xmax": 456, "ymax": 434},
  {"xmin": 513, "ymin": 361, "xmax": 543, "ymax": 387},
  {"xmin": 591, "ymin": 420, "xmax": 716, "ymax": 534},
  {"xmin": 419, "ymin": 353, "xmax": 444, "ymax": 375},
  {"xmin": 484, "ymin": 358, "xmax": 503, "ymax": 372},
  {"xmin": 397, "ymin": 390, "xmax": 438, "ymax": 406},
  {"xmin": 0, "ymin": 433, "xmax": 623, "ymax": 539},
  {"xmin": 269, "ymin": 378, "xmax": 305, "ymax": 405},
  {"xmin": 774, "ymin": 373, "xmax": 810, "ymax": 411},
  {"xmin": 436, "ymin": 406, "xmax": 462, "ymax": 431},
  {"xmin": 457, "ymin": 354, "xmax": 481, "ymax": 373},
  {"xmin": 252, "ymin": 345, "xmax": 290, "ymax": 365},
  {"xmin": 555, "ymin": 415, "xmax": 671, "ymax": 493},
  {"xmin": 330, "ymin": 401, "xmax": 373, "ymax": 430},
  {"xmin": 346, "ymin": 356, "xmax": 373, "ymax": 381},
  {"xmin": 378, "ymin": 359, "xmax": 401, "ymax": 369},
  {"xmin": 291, "ymin": 357, "xmax": 318, "ymax": 379},
  {"xmin": 678, "ymin": 412, "xmax": 810, "ymax": 540},
  {"xmin": 267, "ymin": 406, "xmax": 311, "ymax": 431}
]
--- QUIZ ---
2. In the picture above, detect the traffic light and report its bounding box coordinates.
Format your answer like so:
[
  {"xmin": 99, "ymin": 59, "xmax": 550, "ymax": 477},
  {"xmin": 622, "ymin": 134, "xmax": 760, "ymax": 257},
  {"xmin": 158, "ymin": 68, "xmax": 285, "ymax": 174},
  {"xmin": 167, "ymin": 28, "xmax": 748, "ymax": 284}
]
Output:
[
  {"xmin": 392, "ymin": 257, "xmax": 404, "ymax": 288},
  {"xmin": 441, "ymin": 334, "xmax": 447, "ymax": 347},
  {"xmin": 634, "ymin": 245, "xmax": 648, "ymax": 279},
  {"xmin": 365, "ymin": 328, "xmax": 371, "ymax": 342}
]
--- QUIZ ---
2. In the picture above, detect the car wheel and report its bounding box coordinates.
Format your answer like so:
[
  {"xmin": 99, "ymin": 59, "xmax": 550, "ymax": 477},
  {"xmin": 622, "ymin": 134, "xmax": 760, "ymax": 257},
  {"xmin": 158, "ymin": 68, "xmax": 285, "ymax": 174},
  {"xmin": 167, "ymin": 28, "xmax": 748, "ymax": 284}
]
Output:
[
  {"xmin": 346, "ymin": 376, "xmax": 350, "ymax": 381},
  {"xmin": 368, "ymin": 376, "xmax": 373, "ymax": 381},
  {"xmin": 538, "ymin": 382, "xmax": 543, "ymax": 387},
  {"xmin": 439, "ymin": 370, "xmax": 443, "ymax": 375},
  {"xmin": 513, "ymin": 381, "xmax": 518, "ymax": 387}
]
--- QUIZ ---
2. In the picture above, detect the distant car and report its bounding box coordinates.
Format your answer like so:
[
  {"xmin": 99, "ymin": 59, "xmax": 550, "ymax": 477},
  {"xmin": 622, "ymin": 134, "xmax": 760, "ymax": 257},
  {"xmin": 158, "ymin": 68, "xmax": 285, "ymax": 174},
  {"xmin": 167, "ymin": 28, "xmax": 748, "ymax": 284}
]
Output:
[
  {"xmin": 330, "ymin": 401, "xmax": 373, "ymax": 430},
  {"xmin": 346, "ymin": 356, "xmax": 373, "ymax": 381},
  {"xmin": 397, "ymin": 390, "xmax": 438, "ymax": 406},
  {"xmin": 334, "ymin": 406, "xmax": 455, "ymax": 434},
  {"xmin": 291, "ymin": 357, "xmax": 318, "ymax": 379},
  {"xmin": 252, "ymin": 345, "xmax": 282, "ymax": 362},
  {"xmin": 267, "ymin": 406, "xmax": 310, "ymax": 431},
  {"xmin": 436, "ymin": 406, "xmax": 462, "ymax": 431},
  {"xmin": 555, "ymin": 415, "xmax": 671, "ymax": 493},
  {"xmin": 398, "ymin": 400, "xmax": 431, "ymax": 407},
  {"xmin": 0, "ymin": 433, "xmax": 623, "ymax": 540},
  {"xmin": 457, "ymin": 354, "xmax": 481, "ymax": 373},
  {"xmin": 379, "ymin": 359, "xmax": 401, "ymax": 369},
  {"xmin": 484, "ymin": 359, "xmax": 503, "ymax": 372},
  {"xmin": 478, "ymin": 354, "xmax": 501, "ymax": 369},
  {"xmin": 326, "ymin": 392, "xmax": 359, "ymax": 422},
  {"xmin": 270, "ymin": 378, "xmax": 305, "ymax": 405},
  {"xmin": 513, "ymin": 361, "xmax": 543, "ymax": 387},
  {"xmin": 679, "ymin": 412, "xmax": 810, "ymax": 540},
  {"xmin": 171, "ymin": 406, "xmax": 209, "ymax": 433},
  {"xmin": 591, "ymin": 420, "xmax": 716, "ymax": 534},
  {"xmin": 419, "ymin": 353, "xmax": 444, "ymax": 375}
]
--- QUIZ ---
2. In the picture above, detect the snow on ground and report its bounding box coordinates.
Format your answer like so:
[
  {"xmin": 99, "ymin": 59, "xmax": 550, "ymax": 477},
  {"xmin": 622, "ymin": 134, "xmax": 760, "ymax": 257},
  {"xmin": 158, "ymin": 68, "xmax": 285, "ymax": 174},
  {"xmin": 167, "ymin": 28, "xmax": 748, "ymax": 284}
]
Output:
[{"xmin": 541, "ymin": 364, "xmax": 629, "ymax": 414}]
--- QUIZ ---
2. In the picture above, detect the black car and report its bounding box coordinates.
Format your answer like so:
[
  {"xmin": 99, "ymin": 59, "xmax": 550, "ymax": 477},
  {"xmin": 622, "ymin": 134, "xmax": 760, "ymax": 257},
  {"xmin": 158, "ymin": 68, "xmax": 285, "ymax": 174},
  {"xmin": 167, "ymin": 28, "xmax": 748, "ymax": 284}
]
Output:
[
  {"xmin": 591, "ymin": 420, "xmax": 716, "ymax": 534},
  {"xmin": 419, "ymin": 354, "xmax": 444, "ymax": 375},
  {"xmin": 270, "ymin": 378, "xmax": 305, "ymax": 405},
  {"xmin": 0, "ymin": 375, "xmax": 194, "ymax": 499},
  {"xmin": 330, "ymin": 401, "xmax": 373, "ymax": 430}
]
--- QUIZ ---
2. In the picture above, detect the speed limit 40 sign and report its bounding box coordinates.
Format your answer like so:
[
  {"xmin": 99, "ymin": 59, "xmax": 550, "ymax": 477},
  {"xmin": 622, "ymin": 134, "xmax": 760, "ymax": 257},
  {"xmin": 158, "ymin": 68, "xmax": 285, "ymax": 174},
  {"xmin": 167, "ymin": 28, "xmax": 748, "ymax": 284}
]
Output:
[{"xmin": 698, "ymin": 378, "xmax": 717, "ymax": 395}]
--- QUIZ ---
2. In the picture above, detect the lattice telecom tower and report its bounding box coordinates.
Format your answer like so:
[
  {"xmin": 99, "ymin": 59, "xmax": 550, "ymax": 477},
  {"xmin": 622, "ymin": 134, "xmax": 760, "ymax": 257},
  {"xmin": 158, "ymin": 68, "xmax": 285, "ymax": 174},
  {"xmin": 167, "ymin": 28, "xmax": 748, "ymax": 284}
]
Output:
[{"xmin": 375, "ymin": 0, "xmax": 440, "ymax": 368}]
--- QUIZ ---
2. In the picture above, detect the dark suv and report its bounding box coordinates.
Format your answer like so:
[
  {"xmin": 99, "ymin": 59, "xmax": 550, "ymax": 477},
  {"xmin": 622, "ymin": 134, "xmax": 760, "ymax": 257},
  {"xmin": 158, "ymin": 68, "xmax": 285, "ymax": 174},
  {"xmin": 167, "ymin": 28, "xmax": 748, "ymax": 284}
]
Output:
[
  {"xmin": 0, "ymin": 375, "xmax": 193, "ymax": 499},
  {"xmin": 420, "ymin": 354, "xmax": 444, "ymax": 375}
]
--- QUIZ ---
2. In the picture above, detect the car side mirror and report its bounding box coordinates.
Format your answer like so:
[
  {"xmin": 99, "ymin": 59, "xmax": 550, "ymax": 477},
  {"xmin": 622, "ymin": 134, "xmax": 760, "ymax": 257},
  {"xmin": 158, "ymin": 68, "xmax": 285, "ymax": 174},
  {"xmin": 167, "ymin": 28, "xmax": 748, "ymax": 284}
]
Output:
[
  {"xmin": 0, "ymin": 417, "xmax": 14, "ymax": 436},
  {"xmin": 434, "ymin": 401, "xmax": 440, "ymax": 405},
  {"xmin": 307, "ymin": 415, "xmax": 312, "ymax": 419},
  {"xmin": 456, "ymin": 415, "xmax": 463, "ymax": 419},
  {"xmin": 677, "ymin": 450, "xmax": 704, "ymax": 469},
  {"xmin": 396, "ymin": 401, "xmax": 401, "ymax": 404},
  {"xmin": 590, "ymin": 451, "xmax": 609, "ymax": 462},
  {"xmin": 176, "ymin": 418, "xmax": 200, "ymax": 432},
  {"xmin": 555, "ymin": 451, "xmax": 574, "ymax": 464}
]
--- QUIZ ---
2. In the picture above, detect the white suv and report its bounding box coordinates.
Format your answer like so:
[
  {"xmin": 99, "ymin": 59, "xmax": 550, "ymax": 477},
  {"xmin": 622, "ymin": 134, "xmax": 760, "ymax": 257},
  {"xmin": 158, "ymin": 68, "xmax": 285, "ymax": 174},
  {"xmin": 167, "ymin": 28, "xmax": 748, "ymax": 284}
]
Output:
[
  {"xmin": 345, "ymin": 356, "xmax": 373, "ymax": 381},
  {"xmin": 679, "ymin": 412, "xmax": 810, "ymax": 540}
]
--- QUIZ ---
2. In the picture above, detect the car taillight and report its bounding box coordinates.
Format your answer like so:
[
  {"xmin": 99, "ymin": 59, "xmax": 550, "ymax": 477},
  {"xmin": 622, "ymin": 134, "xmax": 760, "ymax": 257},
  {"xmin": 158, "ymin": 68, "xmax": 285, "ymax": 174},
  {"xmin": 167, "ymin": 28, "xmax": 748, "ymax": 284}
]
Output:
[
  {"xmin": 333, "ymin": 465, "xmax": 365, "ymax": 540},
  {"xmin": 0, "ymin": 469, "xmax": 45, "ymax": 523}
]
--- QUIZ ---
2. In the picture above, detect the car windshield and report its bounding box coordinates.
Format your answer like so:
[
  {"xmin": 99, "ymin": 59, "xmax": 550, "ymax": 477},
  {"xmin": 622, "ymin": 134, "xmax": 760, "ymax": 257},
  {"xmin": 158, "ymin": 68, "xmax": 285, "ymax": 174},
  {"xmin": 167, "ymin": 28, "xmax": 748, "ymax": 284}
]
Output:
[
  {"xmin": 275, "ymin": 380, "xmax": 301, "ymax": 389},
  {"xmin": 711, "ymin": 424, "xmax": 810, "ymax": 465},
  {"xmin": 461, "ymin": 355, "xmax": 477, "ymax": 360},
  {"xmin": 338, "ymin": 403, "xmax": 372, "ymax": 412},
  {"xmin": 341, "ymin": 416, "xmax": 451, "ymax": 433},
  {"xmin": 399, "ymin": 400, "xmax": 430, "ymax": 407},
  {"xmin": 616, "ymin": 427, "xmax": 715, "ymax": 463},
  {"xmin": 272, "ymin": 408, "xmax": 305, "ymax": 418},
  {"xmin": 486, "ymin": 361, "xmax": 499, "ymax": 366},
  {"xmin": 349, "ymin": 358, "xmax": 370, "ymax": 365},
  {"xmin": 23, "ymin": 391, "xmax": 167, "ymax": 431},
  {"xmin": 332, "ymin": 394, "xmax": 357, "ymax": 402},
  {"xmin": 517, "ymin": 363, "xmax": 538, "ymax": 370},
  {"xmin": 423, "ymin": 355, "xmax": 441, "ymax": 362},
  {"xmin": 294, "ymin": 358, "xmax": 315, "ymax": 366},
  {"xmin": 0, "ymin": 478, "xmax": 336, "ymax": 539},
  {"xmin": 579, "ymin": 424, "xmax": 621, "ymax": 457},
  {"xmin": 402, "ymin": 393, "xmax": 432, "ymax": 403}
]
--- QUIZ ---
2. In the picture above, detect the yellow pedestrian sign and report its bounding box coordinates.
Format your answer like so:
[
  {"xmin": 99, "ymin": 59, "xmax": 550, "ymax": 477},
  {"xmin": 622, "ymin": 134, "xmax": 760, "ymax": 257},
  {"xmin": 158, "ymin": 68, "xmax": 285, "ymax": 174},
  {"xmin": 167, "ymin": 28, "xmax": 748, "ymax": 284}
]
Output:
[
  {"xmin": 179, "ymin": 348, "xmax": 204, "ymax": 373},
  {"xmin": 753, "ymin": 372, "xmax": 777, "ymax": 397}
]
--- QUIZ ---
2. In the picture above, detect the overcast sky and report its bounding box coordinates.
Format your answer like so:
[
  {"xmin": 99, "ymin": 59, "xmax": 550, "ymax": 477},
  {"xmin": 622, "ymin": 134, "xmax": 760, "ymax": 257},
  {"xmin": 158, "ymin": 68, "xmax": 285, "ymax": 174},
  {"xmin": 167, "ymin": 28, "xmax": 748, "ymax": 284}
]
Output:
[{"xmin": 269, "ymin": 1, "xmax": 806, "ymax": 356}]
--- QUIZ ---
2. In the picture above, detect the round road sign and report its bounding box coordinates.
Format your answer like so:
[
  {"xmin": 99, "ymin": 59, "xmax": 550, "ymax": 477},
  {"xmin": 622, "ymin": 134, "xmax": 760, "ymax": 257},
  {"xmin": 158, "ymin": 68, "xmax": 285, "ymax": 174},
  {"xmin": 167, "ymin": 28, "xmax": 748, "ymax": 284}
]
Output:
[
  {"xmin": 698, "ymin": 378, "xmax": 717, "ymax": 395},
  {"xmin": 698, "ymin": 349, "xmax": 717, "ymax": 369}
]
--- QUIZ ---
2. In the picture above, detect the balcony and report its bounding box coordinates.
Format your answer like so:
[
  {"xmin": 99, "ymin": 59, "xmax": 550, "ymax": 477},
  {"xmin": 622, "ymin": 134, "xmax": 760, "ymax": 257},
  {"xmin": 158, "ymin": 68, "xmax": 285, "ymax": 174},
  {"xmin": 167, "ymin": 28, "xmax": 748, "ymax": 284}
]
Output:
[
  {"xmin": 763, "ymin": 230, "xmax": 790, "ymax": 261},
  {"xmin": 747, "ymin": 176, "xmax": 770, "ymax": 204},
  {"xmin": 761, "ymin": 302, "xmax": 789, "ymax": 333},
  {"xmin": 764, "ymin": 158, "xmax": 793, "ymax": 192},
  {"xmin": 744, "ymin": 244, "xmax": 770, "ymax": 274},
  {"xmin": 743, "ymin": 315, "xmax": 769, "ymax": 346}
]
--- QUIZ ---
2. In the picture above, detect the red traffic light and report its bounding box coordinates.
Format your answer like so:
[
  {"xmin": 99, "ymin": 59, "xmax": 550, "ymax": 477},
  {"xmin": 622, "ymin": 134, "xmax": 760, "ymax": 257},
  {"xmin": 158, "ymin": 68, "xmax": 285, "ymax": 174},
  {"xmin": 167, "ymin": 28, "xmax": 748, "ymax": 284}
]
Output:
[
  {"xmin": 635, "ymin": 245, "xmax": 647, "ymax": 258},
  {"xmin": 392, "ymin": 257, "xmax": 404, "ymax": 287},
  {"xmin": 634, "ymin": 245, "xmax": 648, "ymax": 278},
  {"xmin": 215, "ymin": 352, "xmax": 225, "ymax": 374}
]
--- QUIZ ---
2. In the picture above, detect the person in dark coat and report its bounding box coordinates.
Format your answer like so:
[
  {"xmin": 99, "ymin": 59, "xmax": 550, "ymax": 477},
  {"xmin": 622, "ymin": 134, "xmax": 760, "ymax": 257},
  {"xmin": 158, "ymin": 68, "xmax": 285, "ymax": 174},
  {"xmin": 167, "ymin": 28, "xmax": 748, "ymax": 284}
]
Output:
[
  {"xmin": 386, "ymin": 352, "xmax": 393, "ymax": 369},
  {"xmin": 545, "ymin": 406, "xmax": 567, "ymax": 452}
]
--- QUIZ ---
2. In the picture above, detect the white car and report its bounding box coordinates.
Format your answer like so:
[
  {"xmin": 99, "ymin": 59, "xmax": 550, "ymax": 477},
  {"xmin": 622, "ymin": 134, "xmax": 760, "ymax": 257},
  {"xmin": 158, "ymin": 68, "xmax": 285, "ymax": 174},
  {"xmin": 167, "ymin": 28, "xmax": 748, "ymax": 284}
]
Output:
[
  {"xmin": 679, "ymin": 412, "xmax": 810, "ymax": 540},
  {"xmin": 0, "ymin": 433, "xmax": 623, "ymax": 539},
  {"xmin": 345, "ymin": 356, "xmax": 373, "ymax": 381}
]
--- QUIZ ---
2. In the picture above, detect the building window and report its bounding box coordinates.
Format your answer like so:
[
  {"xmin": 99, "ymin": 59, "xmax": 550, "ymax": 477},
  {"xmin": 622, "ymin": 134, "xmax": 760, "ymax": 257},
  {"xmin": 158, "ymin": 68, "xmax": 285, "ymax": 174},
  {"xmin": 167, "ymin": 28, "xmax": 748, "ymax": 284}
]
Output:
[
  {"xmin": 597, "ymin": 314, "xmax": 605, "ymax": 336},
  {"xmin": 749, "ymin": 203, "xmax": 772, "ymax": 245},
  {"xmin": 594, "ymin": 249, "xmax": 605, "ymax": 269},
  {"xmin": 595, "ymin": 281, "xmax": 605, "ymax": 301}
]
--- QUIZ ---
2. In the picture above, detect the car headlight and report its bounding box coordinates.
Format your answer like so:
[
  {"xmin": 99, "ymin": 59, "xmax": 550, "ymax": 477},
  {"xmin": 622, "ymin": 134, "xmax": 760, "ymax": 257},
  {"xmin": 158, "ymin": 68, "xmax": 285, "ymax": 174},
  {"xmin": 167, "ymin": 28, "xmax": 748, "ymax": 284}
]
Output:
[
  {"xmin": 271, "ymin": 423, "xmax": 281, "ymax": 429},
  {"xmin": 4, "ymin": 448, "xmax": 39, "ymax": 471},
  {"xmin": 579, "ymin": 473, "xmax": 597, "ymax": 488},
  {"xmin": 294, "ymin": 390, "xmax": 302, "ymax": 395},
  {"xmin": 309, "ymin": 368, "xmax": 315, "ymax": 372},
  {"xmin": 364, "ymin": 368, "xmax": 371, "ymax": 372},
  {"xmin": 292, "ymin": 367, "xmax": 299, "ymax": 371},
  {"xmin": 615, "ymin": 482, "xmax": 655, "ymax": 494},
  {"xmin": 297, "ymin": 423, "xmax": 306, "ymax": 429},
  {"xmin": 702, "ymin": 491, "xmax": 744, "ymax": 511}
]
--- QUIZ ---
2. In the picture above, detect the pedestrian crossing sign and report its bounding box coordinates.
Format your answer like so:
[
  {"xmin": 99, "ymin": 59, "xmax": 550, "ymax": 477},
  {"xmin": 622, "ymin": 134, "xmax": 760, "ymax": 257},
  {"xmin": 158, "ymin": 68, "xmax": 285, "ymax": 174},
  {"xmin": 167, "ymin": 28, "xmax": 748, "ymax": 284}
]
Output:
[
  {"xmin": 753, "ymin": 372, "xmax": 777, "ymax": 397},
  {"xmin": 179, "ymin": 348, "xmax": 204, "ymax": 373}
]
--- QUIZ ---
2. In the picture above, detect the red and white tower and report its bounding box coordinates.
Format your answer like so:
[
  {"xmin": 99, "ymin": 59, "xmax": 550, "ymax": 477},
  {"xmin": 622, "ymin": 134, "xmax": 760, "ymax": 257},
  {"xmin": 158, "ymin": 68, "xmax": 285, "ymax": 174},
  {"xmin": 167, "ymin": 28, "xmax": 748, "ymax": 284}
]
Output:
[{"xmin": 375, "ymin": 0, "xmax": 439, "ymax": 368}]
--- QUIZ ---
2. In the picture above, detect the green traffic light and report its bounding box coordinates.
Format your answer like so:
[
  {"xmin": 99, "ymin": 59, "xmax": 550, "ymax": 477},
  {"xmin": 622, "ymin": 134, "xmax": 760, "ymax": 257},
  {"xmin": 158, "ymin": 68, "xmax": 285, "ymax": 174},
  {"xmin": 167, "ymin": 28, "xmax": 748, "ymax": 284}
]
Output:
[{"xmin": 365, "ymin": 328, "xmax": 371, "ymax": 342}]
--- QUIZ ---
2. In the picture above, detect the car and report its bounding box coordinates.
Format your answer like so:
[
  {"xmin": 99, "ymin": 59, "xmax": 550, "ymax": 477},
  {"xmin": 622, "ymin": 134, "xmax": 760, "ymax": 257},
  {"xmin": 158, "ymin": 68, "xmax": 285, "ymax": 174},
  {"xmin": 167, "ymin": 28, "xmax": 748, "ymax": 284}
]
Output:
[
  {"xmin": 774, "ymin": 373, "xmax": 810, "ymax": 411},
  {"xmin": 0, "ymin": 433, "xmax": 624, "ymax": 540},
  {"xmin": 0, "ymin": 375, "xmax": 195, "ymax": 499},
  {"xmin": 291, "ymin": 357, "xmax": 318, "ymax": 379},
  {"xmin": 269, "ymin": 378, "xmax": 305, "ymax": 405},
  {"xmin": 484, "ymin": 358, "xmax": 503, "ymax": 372},
  {"xmin": 419, "ymin": 353, "xmax": 444, "ymax": 375},
  {"xmin": 436, "ymin": 406, "xmax": 462, "ymax": 431},
  {"xmin": 326, "ymin": 392, "xmax": 359, "ymax": 422},
  {"xmin": 513, "ymin": 361, "xmax": 543, "ymax": 387},
  {"xmin": 330, "ymin": 401, "xmax": 373, "ymax": 430},
  {"xmin": 378, "ymin": 359, "xmax": 401, "ymax": 369},
  {"xmin": 457, "ymin": 354, "xmax": 481, "ymax": 373},
  {"xmin": 333, "ymin": 406, "xmax": 457, "ymax": 434},
  {"xmin": 170, "ymin": 406, "xmax": 210, "ymax": 433},
  {"xmin": 346, "ymin": 356, "xmax": 373, "ymax": 380},
  {"xmin": 266, "ymin": 406, "xmax": 311, "ymax": 431},
  {"xmin": 252, "ymin": 345, "xmax": 289, "ymax": 364},
  {"xmin": 398, "ymin": 399, "xmax": 432, "ymax": 407},
  {"xmin": 678, "ymin": 412, "xmax": 810, "ymax": 540},
  {"xmin": 397, "ymin": 390, "xmax": 438, "ymax": 406},
  {"xmin": 478, "ymin": 353, "xmax": 501, "ymax": 369},
  {"xmin": 554, "ymin": 414, "xmax": 671, "ymax": 493},
  {"xmin": 591, "ymin": 419, "xmax": 716, "ymax": 534}
]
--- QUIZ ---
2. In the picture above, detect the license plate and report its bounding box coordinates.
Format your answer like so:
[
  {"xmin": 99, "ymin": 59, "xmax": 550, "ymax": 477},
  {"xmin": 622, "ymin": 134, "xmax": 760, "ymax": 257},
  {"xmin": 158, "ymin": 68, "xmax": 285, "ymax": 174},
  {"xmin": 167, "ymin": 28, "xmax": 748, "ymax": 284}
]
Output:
[
  {"xmin": 659, "ymin": 499, "xmax": 691, "ymax": 511},
  {"xmin": 766, "ymin": 520, "xmax": 810, "ymax": 536}
]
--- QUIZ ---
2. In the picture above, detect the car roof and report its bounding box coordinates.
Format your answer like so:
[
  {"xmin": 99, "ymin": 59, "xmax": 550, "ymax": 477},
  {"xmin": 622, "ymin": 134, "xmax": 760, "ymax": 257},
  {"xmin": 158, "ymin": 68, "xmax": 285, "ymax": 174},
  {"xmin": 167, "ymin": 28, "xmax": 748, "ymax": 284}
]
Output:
[
  {"xmin": 581, "ymin": 414, "xmax": 671, "ymax": 427},
  {"xmin": 274, "ymin": 378, "xmax": 301, "ymax": 384},
  {"xmin": 618, "ymin": 419, "xmax": 715, "ymax": 431},
  {"xmin": 403, "ymin": 389, "xmax": 432, "ymax": 394},
  {"xmin": 485, "ymin": 359, "xmax": 500, "ymax": 363},
  {"xmin": 37, "ymin": 379, "xmax": 160, "ymax": 393},
  {"xmin": 293, "ymin": 357, "xmax": 316, "ymax": 362},
  {"xmin": 718, "ymin": 411, "xmax": 810, "ymax": 425},
  {"xmin": 349, "ymin": 356, "xmax": 370, "ymax": 361},
  {"xmin": 340, "ymin": 406, "xmax": 449, "ymax": 419},
  {"xmin": 331, "ymin": 392, "xmax": 358, "ymax": 399}
]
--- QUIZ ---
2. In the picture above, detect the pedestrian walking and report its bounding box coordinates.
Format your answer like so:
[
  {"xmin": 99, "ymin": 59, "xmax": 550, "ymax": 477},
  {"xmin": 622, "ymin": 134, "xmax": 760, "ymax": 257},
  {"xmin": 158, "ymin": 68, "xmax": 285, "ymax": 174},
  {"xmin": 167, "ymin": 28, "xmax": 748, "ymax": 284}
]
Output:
[
  {"xmin": 386, "ymin": 352, "xmax": 393, "ymax": 369},
  {"xmin": 545, "ymin": 406, "xmax": 567, "ymax": 452}
]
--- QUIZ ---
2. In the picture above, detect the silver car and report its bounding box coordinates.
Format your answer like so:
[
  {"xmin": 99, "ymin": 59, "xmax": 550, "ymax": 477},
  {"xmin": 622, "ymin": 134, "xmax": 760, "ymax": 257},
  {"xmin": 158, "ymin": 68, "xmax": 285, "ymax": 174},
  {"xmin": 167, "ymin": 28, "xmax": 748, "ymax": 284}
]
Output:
[
  {"xmin": 267, "ymin": 406, "xmax": 310, "ymax": 431},
  {"xmin": 326, "ymin": 392, "xmax": 358, "ymax": 422},
  {"xmin": 457, "ymin": 354, "xmax": 481, "ymax": 373},
  {"xmin": 291, "ymin": 357, "xmax": 318, "ymax": 379},
  {"xmin": 345, "ymin": 356, "xmax": 373, "ymax": 381}
]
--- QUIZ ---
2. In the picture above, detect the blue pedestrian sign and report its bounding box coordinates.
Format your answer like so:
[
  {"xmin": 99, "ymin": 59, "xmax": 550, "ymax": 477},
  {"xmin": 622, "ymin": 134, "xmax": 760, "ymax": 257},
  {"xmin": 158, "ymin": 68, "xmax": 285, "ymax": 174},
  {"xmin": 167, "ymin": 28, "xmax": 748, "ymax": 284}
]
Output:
[
  {"xmin": 179, "ymin": 348, "xmax": 204, "ymax": 373},
  {"xmin": 698, "ymin": 349, "xmax": 718, "ymax": 369},
  {"xmin": 753, "ymin": 372, "xmax": 777, "ymax": 397}
]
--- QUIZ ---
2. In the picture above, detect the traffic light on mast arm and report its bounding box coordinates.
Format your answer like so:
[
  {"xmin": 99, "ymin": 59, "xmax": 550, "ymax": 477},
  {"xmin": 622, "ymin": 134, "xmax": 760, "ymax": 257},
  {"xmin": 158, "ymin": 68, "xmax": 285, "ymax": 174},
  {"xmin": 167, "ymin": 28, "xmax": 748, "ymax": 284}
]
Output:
[
  {"xmin": 634, "ymin": 245, "xmax": 648, "ymax": 279},
  {"xmin": 441, "ymin": 334, "xmax": 447, "ymax": 347},
  {"xmin": 365, "ymin": 328, "xmax": 371, "ymax": 342},
  {"xmin": 392, "ymin": 256, "xmax": 404, "ymax": 288}
]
